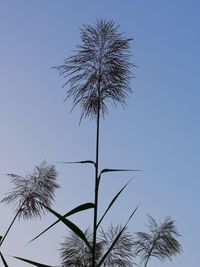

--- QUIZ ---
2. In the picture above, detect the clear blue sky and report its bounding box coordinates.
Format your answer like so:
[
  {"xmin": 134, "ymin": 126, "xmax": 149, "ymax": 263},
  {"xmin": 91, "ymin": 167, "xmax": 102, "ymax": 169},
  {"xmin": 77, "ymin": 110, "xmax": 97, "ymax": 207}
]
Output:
[{"xmin": 0, "ymin": 1, "xmax": 199, "ymax": 266}]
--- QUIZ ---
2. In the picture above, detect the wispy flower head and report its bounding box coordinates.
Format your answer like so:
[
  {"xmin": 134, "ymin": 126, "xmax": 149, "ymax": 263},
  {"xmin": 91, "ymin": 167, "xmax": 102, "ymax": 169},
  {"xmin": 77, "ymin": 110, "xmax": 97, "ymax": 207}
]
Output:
[
  {"xmin": 1, "ymin": 161, "xmax": 59, "ymax": 220},
  {"xmin": 59, "ymin": 225, "xmax": 135, "ymax": 267},
  {"xmin": 133, "ymin": 215, "xmax": 181, "ymax": 266},
  {"xmin": 59, "ymin": 229, "xmax": 100, "ymax": 267},
  {"xmin": 99, "ymin": 225, "xmax": 135, "ymax": 267},
  {"xmin": 54, "ymin": 19, "xmax": 134, "ymax": 120}
]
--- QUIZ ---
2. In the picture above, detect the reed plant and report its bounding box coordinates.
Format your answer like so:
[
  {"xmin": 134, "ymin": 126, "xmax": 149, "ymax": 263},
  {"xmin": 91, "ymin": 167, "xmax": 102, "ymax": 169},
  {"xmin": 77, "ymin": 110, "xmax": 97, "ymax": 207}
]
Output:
[{"xmin": 1, "ymin": 19, "xmax": 181, "ymax": 267}]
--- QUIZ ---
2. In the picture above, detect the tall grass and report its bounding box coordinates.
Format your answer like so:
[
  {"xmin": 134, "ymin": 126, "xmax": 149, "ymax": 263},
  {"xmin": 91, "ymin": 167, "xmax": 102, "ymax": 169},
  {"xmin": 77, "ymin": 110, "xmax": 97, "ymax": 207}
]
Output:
[{"xmin": 1, "ymin": 19, "xmax": 181, "ymax": 267}]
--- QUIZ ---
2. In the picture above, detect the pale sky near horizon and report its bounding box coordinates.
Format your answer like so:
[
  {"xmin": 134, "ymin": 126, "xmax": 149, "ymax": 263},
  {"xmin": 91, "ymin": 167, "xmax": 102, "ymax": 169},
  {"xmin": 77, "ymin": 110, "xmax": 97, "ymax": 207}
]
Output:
[{"xmin": 0, "ymin": 1, "xmax": 199, "ymax": 266}]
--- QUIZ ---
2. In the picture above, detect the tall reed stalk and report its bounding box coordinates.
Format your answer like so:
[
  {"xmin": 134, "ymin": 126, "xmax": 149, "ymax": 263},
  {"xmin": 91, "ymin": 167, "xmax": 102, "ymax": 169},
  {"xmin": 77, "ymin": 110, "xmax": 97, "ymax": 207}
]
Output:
[
  {"xmin": 54, "ymin": 19, "xmax": 133, "ymax": 266},
  {"xmin": 93, "ymin": 94, "xmax": 100, "ymax": 266}
]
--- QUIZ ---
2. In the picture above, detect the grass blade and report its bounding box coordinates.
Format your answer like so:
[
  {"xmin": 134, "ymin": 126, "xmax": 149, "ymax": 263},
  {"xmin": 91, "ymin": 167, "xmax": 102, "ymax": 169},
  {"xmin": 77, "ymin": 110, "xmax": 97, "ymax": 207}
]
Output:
[
  {"xmin": 97, "ymin": 206, "xmax": 138, "ymax": 267},
  {"xmin": 42, "ymin": 204, "xmax": 92, "ymax": 251},
  {"xmin": 57, "ymin": 160, "xmax": 95, "ymax": 166},
  {"xmin": 62, "ymin": 202, "xmax": 95, "ymax": 217},
  {"xmin": 100, "ymin": 168, "xmax": 141, "ymax": 175},
  {"xmin": 97, "ymin": 180, "xmax": 132, "ymax": 229},
  {"xmin": 28, "ymin": 202, "xmax": 94, "ymax": 243},
  {"xmin": 14, "ymin": 256, "xmax": 52, "ymax": 267},
  {"xmin": 0, "ymin": 252, "xmax": 9, "ymax": 267}
]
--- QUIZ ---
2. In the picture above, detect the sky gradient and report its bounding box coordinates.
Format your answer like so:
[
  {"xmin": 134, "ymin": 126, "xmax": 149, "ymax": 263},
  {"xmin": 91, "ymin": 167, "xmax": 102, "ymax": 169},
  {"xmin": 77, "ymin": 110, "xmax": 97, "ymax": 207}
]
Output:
[{"xmin": 0, "ymin": 1, "xmax": 200, "ymax": 266}]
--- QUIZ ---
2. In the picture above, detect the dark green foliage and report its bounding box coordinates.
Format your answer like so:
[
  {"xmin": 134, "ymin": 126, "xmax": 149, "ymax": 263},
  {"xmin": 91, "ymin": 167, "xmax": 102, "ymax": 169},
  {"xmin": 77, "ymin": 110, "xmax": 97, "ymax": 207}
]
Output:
[
  {"xmin": 97, "ymin": 180, "xmax": 132, "ymax": 229},
  {"xmin": 29, "ymin": 202, "xmax": 95, "ymax": 243},
  {"xmin": 42, "ymin": 204, "xmax": 92, "ymax": 251}
]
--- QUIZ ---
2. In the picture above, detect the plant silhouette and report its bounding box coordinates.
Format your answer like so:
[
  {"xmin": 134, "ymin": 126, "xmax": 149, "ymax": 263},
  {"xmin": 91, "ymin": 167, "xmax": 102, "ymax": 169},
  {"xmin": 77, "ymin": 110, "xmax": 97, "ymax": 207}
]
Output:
[
  {"xmin": 54, "ymin": 19, "xmax": 133, "ymax": 120},
  {"xmin": 54, "ymin": 18, "xmax": 134, "ymax": 267},
  {"xmin": 0, "ymin": 161, "xmax": 59, "ymax": 266},
  {"xmin": 1, "ymin": 19, "xmax": 181, "ymax": 267},
  {"xmin": 2, "ymin": 161, "xmax": 59, "ymax": 220}
]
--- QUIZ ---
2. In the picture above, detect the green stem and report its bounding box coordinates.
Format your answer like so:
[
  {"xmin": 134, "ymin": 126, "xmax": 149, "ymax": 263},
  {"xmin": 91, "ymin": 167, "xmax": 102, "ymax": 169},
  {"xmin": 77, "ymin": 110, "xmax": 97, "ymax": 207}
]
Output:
[
  {"xmin": 92, "ymin": 40, "xmax": 103, "ymax": 266},
  {"xmin": 144, "ymin": 237, "xmax": 157, "ymax": 267},
  {"xmin": 0, "ymin": 172, "xmax": 44, "ymax": 248},
  {"xmin": 0, "ymin": 206, "xmax": 22, "ymax": 247},
  {"xmin": 92, "ymin": 98, "xmax": 100, "ymax": 267},
  {"xmin": 144, "ymin": 253, "xmax": 150, "ymax": 267}
]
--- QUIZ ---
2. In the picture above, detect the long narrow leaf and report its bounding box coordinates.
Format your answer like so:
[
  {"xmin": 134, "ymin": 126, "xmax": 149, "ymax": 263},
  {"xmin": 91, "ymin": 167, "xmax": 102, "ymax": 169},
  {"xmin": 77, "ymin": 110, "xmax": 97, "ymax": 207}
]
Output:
[
  {"xmin": 0, "ymin": 252, "xmax": 9, "ymax": 267},
  {"xmin": 97, "ymin": 180, "xmax": 132, "ymax": 229},
  {"xmin": 100, "ymin": 168, "xmax": 141, "ymax": 175},
  {"xmin": 57, "ymin": 160, "xmax": 95, "ymax": 166},
  {"xmin": 14, "ymin": 256, "xmax": 52, "ymax": 267},
  {"xmin": 29, "ymin": 202, "xmax": 94, "ymax": 244},
  {"xmin": 42, "ymin": 204, "xmax": 92, "ymax": 251},
  {"xmin": 97, "ymin": 206, "xmax": 139, "ymax": 267}
]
